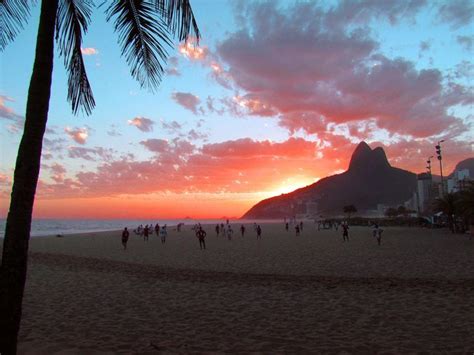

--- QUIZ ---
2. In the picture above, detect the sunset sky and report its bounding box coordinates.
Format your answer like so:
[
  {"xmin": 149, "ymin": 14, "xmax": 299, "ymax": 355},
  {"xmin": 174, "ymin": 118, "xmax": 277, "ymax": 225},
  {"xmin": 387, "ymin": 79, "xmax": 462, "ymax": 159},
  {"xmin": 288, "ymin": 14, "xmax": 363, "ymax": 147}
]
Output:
[{"xmin": 0, "ymin": 0, "xmax": 473, "ymax": 219}]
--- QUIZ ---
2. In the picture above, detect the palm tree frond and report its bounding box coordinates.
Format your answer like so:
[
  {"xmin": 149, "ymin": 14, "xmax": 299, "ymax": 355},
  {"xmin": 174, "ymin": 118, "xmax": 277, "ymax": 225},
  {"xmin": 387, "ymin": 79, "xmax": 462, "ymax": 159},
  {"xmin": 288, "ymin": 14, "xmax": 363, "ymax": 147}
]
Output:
[
  {"xmin": 154, "ymin": 0, "xmax": 200, "ymax": 42},
  {"xmin": 56, "ymin": 0, "xmax": 95, "ymax": 114},
  {"xmin": 106, "ymin": 0, "xmax": 173, "ymax": 90},
  {"xmin": 0, "ymin": 0, "xmax": 32, "ymax": 51}
]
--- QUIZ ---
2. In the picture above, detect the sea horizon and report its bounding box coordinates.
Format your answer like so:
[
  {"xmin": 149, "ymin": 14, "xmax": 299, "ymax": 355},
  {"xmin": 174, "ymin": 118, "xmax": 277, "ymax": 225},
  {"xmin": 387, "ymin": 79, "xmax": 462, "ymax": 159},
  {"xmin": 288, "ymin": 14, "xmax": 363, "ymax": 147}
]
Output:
[{"xmin": 0, "ymin": 217, "xmax": 282, "ymax": 237}]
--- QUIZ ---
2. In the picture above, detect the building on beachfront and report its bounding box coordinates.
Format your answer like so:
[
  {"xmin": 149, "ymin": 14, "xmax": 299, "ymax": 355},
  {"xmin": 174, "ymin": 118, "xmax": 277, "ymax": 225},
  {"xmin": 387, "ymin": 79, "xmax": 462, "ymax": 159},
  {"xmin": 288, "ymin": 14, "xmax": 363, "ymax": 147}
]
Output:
[
  {"xmin": 416, "ymin": 173, "xmax": 434, "ymax": 214},
  {"xmin": 447, "ymin": 169, "xmax": 471, "ymax": 193}
]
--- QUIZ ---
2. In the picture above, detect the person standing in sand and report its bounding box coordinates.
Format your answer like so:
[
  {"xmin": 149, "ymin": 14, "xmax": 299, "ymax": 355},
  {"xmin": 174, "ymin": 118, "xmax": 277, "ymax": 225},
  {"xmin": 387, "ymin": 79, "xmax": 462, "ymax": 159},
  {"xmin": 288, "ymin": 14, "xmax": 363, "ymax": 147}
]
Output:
[
  {"xmin": 372, "ymin": 224, "xmax": 379, "ymax": 239},
  {"xmin": 121, "ymin": 227, "xmax": 129, "ymax": 250},
  {"xmin": 197, "ymin": 227, "xmax": 207, "ymax": 250},
  {"xmin": 342, "ymin": 222, "xmax": 349, "ymax": 242},
  {"xmin": 376, "ymin": 227, "xmax": 383, "ymax": 246},
  {"xmin": 240, "ymin": 224, "xmax": 246, "ymax": 237},
  {"xmin": 215, "ymin": 224, "xmax": 220, "ymax": 237},
  {"xmin": 295, "ymin": 224, "xmax": 300, "ymax": 236},
  {"xmin": 256, "ymin": 225, "xmax": 262, "ymax": 239},
  {"xmin": 226, "ymin": 225, "xmax": 233, "ymax": 240},
  {"xmin": 160, "ymin": 224, "xmax": 167, "ymax": 244},
  {"xmin": 143, "ymin": 225, "xmax": 149, "ymax": 241}
]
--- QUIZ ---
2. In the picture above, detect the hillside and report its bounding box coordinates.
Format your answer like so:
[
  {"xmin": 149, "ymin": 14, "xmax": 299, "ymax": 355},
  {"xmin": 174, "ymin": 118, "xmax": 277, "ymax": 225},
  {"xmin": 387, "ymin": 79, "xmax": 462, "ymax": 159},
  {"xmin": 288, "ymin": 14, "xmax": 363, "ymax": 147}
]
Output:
[{"xmin": 242, "ymin": 142, "xmax": 417, "ymax": 218}]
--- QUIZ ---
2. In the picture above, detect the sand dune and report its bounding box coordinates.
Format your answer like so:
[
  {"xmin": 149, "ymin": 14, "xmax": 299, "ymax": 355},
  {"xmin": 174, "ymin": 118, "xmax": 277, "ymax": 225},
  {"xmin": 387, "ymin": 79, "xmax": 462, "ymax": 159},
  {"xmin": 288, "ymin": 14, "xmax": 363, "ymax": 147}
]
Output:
[{"xmin": 13, "ymin": 223, "xmax": 474, "ymax": 353}]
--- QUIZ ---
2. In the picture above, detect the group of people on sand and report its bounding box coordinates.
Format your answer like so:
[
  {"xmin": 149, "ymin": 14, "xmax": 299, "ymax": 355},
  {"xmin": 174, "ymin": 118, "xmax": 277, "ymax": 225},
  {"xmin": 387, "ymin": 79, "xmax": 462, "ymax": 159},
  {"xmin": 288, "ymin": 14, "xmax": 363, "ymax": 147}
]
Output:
[
  {"xmin": 337, "ymin": 222, "xmax": 384, "ymax": 245},
  {"xmin": 122, "ymin": 223, "xmax": 169, "ymax": 249},
  {"xmin": 122, "ymin": 219, "xmax": 386, "ymax": 251},
  {"xmin": 214, "ymin": 222, "xmax": 263, "ymax": 240},
  {"xmin": 283, "ymin": 217, "xmax": 385, "ymax": 245}
]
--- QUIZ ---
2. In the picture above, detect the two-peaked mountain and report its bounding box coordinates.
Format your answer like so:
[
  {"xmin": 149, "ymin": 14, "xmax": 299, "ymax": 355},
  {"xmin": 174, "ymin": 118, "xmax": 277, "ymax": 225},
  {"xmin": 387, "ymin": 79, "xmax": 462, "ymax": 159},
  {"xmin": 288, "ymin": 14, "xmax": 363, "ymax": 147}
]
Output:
[{"xmin": 242, "ymin": 142, "xmax": 417, "ymax": 218}]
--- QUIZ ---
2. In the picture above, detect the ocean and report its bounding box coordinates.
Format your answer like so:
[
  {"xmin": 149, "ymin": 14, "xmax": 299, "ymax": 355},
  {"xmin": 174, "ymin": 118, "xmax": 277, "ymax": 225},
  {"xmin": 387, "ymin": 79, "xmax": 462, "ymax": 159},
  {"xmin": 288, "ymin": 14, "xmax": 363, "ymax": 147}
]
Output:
[{"xmin": 0, "ymin": 218, "xmax": 280, "ymax": 237}]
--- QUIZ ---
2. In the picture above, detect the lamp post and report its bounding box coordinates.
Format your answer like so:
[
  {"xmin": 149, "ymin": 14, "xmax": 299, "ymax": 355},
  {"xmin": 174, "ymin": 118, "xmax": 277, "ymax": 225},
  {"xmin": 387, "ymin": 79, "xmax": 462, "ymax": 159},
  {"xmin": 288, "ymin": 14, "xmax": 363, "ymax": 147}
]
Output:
[
  {"xmin": 435, "ymin": 140, "xmax": 445, "ymax": 196},
  {"xmin": 426, "ymin": 156, "xmax": 433, "ymax": 176}
]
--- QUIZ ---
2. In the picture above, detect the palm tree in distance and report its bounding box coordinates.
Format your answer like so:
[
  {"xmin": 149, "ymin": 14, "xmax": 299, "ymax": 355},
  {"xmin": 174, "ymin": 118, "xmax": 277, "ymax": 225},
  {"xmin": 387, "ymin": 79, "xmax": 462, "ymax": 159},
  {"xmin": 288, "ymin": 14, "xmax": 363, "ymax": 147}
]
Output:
[
  {"xmin": 433, "ymin": 193, "xmax": 458, "ymax": 232},
  {"xmin": 343, "ymin": 204, "xmax": 357, "ymax": 219},
  {"xmin": 1, "ymin": 1, "xmax": 200, "ymax": 353},
  {"xmin": 456, "ymin": 182, "xmax": 474, "ymax": 235}
]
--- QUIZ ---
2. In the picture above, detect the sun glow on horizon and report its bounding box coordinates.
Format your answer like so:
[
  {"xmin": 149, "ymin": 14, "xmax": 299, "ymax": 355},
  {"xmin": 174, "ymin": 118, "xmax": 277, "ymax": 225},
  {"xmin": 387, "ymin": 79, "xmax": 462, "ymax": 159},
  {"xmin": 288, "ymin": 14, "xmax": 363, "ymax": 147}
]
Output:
[{"xmin": 267, "ymin": 177, "xmax": 319, "ymax": 197}]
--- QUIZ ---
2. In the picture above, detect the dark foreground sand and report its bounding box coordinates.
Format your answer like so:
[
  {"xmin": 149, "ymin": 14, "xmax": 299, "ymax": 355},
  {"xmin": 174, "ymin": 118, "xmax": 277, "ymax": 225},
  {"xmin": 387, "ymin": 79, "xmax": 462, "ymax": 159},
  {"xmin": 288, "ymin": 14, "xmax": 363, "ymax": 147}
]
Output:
[{"xmin": 12, "ymin": 224, "xmax": 474, "ymax": 353}]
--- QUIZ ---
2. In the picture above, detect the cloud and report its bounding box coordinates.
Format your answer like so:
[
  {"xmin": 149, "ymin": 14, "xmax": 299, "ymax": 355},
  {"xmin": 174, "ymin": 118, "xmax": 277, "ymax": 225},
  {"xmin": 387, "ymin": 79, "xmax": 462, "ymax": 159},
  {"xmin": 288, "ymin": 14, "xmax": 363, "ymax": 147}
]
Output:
[
  {"xmin": 140, "ymin": 138, "xmax": 169, "ymax": 153},
  {"xmin": 81, "ymin": 47, "xmax": 99, "ymax": 55},
  {"xmin": 68, "ymin": 146, "xmax": 115, "ymax": 161},
  {"xmin": 179, "ymin": 39, "xmax": 209, "ymax": 61},
  {"xmin": 171, "ymin": 92, "xmax": 201, "ymax": 114},
  {"xmin": 106, "ymin": 124, "xmax": 122, "ymax": 137},
  {"xmin": 187, "ymin": 129, "xmax": 208, "ymax": 141},
  {"xmin": 437, "ymin": 0, "xmax": 474, "ymax": 29},
  {"xmin": 214, "ymin": 1, "xmax": 472, "ymax": 139},
  {"xmin": 419, "ymin": 40, "xmax": 431, "ymax": 55},
  {"xmin": 35, "ymin": 132, "xmax": 473, "ymax": 200},
  {"xmin": 0, "ymin": 95, "xmax": 22, "ymax": 121},
  {"xmin": 161, "ymin": 120, "xmax": 182, "ymax": 134},
  {"xmin": 127, "ymin": 117, "xmax": 155, "ymax": 132},
  {"xmin": 457, "ymin": 35, "xmax": 474, "ymax": 51},
  {"xmin": 65, "ymin": 127, "xmax": 88, "ymax": 144},
  {"xmin": 0, "ymin": 95, "xmax": 24, "ymax": 132},
  {"xmin": 47, "ymin": 163, "xmax": 66, "ymax": 183}
]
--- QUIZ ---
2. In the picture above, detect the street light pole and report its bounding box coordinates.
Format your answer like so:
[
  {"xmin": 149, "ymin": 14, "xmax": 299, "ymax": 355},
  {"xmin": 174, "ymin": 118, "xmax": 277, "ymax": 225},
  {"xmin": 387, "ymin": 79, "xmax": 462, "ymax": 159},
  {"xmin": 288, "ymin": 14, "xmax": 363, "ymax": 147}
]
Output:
[
  {"xmin": 435, "ymin": 140, "xmax": 445, "ymax": 196},
  {"xmin": 426, "ymin": 156, "xmax": 433, "ymax": 176}
]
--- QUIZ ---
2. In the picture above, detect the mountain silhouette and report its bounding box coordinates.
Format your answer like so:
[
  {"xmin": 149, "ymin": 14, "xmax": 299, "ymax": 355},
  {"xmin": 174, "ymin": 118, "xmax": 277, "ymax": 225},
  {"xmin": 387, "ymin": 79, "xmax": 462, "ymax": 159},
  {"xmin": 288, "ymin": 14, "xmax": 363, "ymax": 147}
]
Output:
[
  {"xmin": 242, "ymin": 142, "xmax": 417, "ymax": 218},
  {"xmin": 449, "ymin": 157, "xmax": 474, "ymax": 178}
]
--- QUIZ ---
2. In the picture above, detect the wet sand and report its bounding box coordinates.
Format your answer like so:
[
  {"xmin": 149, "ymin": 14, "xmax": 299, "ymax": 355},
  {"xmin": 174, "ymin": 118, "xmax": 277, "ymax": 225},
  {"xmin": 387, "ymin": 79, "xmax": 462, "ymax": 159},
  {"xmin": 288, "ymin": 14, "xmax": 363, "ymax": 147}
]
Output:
[{"xmin": 13, "ymin": 223, "xmax": 474, "ymax": 353}]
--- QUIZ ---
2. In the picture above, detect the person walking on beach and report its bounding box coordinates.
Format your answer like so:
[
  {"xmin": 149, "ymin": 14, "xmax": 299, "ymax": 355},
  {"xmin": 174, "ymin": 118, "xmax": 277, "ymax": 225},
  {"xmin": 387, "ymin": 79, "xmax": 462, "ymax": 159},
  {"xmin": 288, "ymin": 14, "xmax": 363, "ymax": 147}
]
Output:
[
  {"xmin": 240, "ymin": 224, "xmax": 246, "ymax": 237},
  {"xmin": 372, "ymin": 223, "xmax": 379, "ymax": 239},
  {"xmin": 121, "ymin": 227, "xmax": 129, "ymax": 250},
  {"xmin": 155, "ymin": 223, "xmax": 160, "ymax": 236},
  {"xmin": 295, "ymin": 224, "xmax": 300, "ymax": 236},
  {"xmin": 196, "ymin": 227, "xmax": 207, "ymax": 250},
  {"xmin": 376, "ymin": 227, "xmax": 383, "ymax": 246},
  {"xmin": 159, "ymin": 225, "xmax": 167, "ymax": 244},
  {"xmin": 285, "ymin": 222, "xmax": 289, "ymax": 232},
  {"xmin": 256, "ymin": 225, "xmax": 262, "ymax": 239},
  {"xmin": 143, "ymin": 225, "xmax": 149, "ymax": 241},
  {"xmin": 226, "ymin": 225, "xmax": 233, "ymax": 240},
  {"xmin": 215, "ymin": 224, "xmax": 220, "ymax": 237},
  {"xmin": 300, "ymin": 221, "xmax": 304, "ymax": 231},
  {"xmin": 342, "ymin": 222, "xmax": 349, "ymax": 242}
]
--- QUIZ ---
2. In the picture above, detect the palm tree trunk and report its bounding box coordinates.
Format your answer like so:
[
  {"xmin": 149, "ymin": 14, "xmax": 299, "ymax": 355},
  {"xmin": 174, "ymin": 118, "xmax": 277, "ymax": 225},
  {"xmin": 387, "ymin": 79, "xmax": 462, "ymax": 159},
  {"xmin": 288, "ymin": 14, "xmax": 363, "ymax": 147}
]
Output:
[{"xmin": 0, "ymin": 1, "xmax": 58, "ymax": 353}]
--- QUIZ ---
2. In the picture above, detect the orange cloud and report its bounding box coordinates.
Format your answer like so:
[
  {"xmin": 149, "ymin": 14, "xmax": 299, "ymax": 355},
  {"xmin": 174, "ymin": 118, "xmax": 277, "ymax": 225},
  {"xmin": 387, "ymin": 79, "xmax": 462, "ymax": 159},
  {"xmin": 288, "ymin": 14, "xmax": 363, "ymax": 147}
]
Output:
[
  {"xmin": 127, "ymin": 117, "xmax": 155, "ymax": 132},
  {"xmin": 178, "ymin": 40, "xmax": 208, "ymax": 61},
  {"xmin": 81, "ymin": 47, "xmax": 99, "ymax": 55},
  {"xmin": 65, "ymin": 127, "xmax": 88, "ymax": 144}
]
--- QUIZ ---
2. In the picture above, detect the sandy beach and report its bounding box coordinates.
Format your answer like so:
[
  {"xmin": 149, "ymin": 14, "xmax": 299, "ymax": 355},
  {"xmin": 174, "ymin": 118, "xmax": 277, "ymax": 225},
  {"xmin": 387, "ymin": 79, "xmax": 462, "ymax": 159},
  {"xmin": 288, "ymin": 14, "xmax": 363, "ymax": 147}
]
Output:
[{"xmin": 11, "ymin": 223, "xmax": 474, "ymax": 353}]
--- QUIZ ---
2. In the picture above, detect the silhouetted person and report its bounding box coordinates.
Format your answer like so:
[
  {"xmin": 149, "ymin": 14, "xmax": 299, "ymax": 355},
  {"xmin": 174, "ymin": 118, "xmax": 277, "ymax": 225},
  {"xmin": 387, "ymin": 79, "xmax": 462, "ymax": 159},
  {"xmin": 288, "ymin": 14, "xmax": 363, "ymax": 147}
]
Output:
[
  {"xmin": 143, "ymin": 225, "xmax": 149, "ymax": 241},
  {"xmin": 226, "ymin": 225, "xmax": 233, "ymax": 240},
  {"xmin": 300, "ymin": 221, "xmax": 303, "ymax": 231},
  {"xmin": 372, "ymin": 224, "xmax": 379, "ymax": 239},
  {"xmin": 215, "ymin": 224, "xmax": 220, "ymax": 237},
  {"xmin": 155, "ymin": 223, "xmax": 160, "ymax": 236},
  {"xmin": 295, "ymin": 225, "xmax": 300, "ymax": 236},
  {"xmin": 256, "ymin": 225, "xmax": 262, "ymax": 239},
  {"xmin": 121, "ymin": 227, "xmax": 129, "ymax": 250},
  {"xmin": 376, "ymin": 228, "xmax": 383, "ymax": 246},
  {"xmin": 197, "ymin": 227, "xmax": 206, "ymax": 250},
  {"xmin": 342, "ymin": 223, "xmax": 349, "ymax": 242},
  {"xmin": 240, "ymin": 224, "xmax": 246, "ymax": 237},
  {"xmin": 285, "ymin": 222, "xmax": 289, "ymax": 232},
  {"xmin": 160, "ymin": 225, "xmax": 167, "ymax": 244}
]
